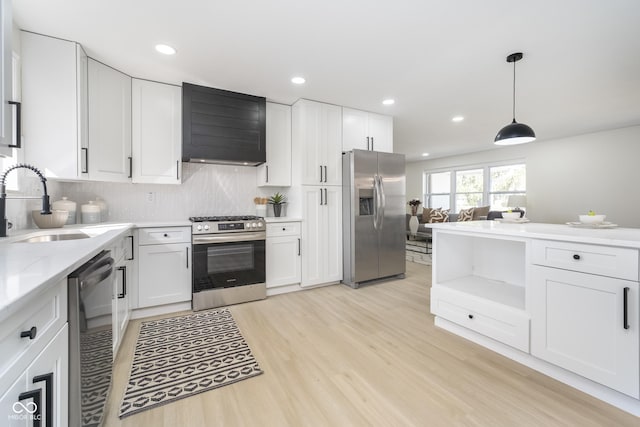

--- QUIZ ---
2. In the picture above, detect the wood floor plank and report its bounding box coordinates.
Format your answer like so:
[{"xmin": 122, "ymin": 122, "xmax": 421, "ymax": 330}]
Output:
[{"xmin": 103, "ymin": 261, "xmax": 639, "ymax": 426}]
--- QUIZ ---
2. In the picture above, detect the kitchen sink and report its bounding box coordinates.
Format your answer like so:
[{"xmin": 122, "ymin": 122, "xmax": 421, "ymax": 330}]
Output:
[{"xmin": 14, "ymin": 232, "xmax": 92, "ymax": 243}]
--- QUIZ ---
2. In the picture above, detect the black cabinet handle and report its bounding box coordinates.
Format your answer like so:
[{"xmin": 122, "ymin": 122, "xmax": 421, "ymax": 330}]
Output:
[
  {"xmin": 468, "ymin": 314, "xmax": 474, "ymax": 319},
  {"xmin": 324, "ymin": 188, "xmax": 328, "ymax": 205},
  {"xmin": 573, "ymin": 254, "xmax": 581, "ymax": 260},
  {"xmin": 176, "ymin": 160, "xmax": 180, "ymax": 180},
  {"xmin": 623, "ymin": 287, "xmax": 630, "ymax": 330},
  {"xmin": 319, "ymin": 165, "xmax": 323, "ymax": 183},
  {"xmin": 20, "ymin": 326, "xmax": 37, "ymax": 340},
  {"xmin": 33, "ymin": 372, "xmax": 53, "ymax": 427},
  {"xmin": 371, "ymin": 137, "xmax": 374, "ymax": 151},
  {"xmin": 282, "ymin": 227, "xmax": 286, "ymax": 231},
  {"xmin": 324, "ymin": 166, "xmax": 327, "ymax": 183},
  {"xmin": 18, "ymin": 388, "xmax": 42, "ymax": 427},
  {"xmin": 127, "ymin": 235, "xmax": 134, "ymax": 260},
  {"xmin": 298, "ymin": 238, "xmax": 301, "ymax": 256},
  {"xmin": 266, "ymin": 165, "xmax": 269, "ymax": 183},
  {"xmin": 128, "ymin": 156, "xmax": 133, "ymax": 178},
  {"xmin": 366, "ymin": 136, "xmax": 370, "ymax": 150},
  {"xmin": 319, "ymin": 188, "xmax": 323, "ymax": 205},
  {"xmin": 8, "ymin": 101, "xmax": 21, "ymax": 148},
  {"xmin": 81, "ymin": 147, "xmax": 89, "ymax": 173},
  {"xmin": 164, "ymin": 233, "xmax": 169, "ymax": 237},
  {"xmin": 186, "ymin": 247, "xmax": 189, "ymax": 268},
  {"xmin": 117, "ymin": 266, "xmax": 126, "ymax": 298}
]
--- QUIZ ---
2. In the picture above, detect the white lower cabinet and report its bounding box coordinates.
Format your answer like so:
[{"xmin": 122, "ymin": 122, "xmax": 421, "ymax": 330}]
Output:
[
  {"xmin": 137, "ymin": 227, "xmax": 191, "ymax": 308},
  {"xmin": 0, "ymin": 324, "xmax": 68, "ymax": 427},
  {"xmin": 301, "ymin": 186, "xmax": 342, "ymax": 287},
  {"xmin": 113, "ymin": 232, "xmax": 133, "ymax": 356},
  {"xmin": 266, "ymin": 222, "xmax": 301, "ymax": 287},
  {"xmin": 530, "ymin": 265, "xmax": 639, "ymax": 398}
]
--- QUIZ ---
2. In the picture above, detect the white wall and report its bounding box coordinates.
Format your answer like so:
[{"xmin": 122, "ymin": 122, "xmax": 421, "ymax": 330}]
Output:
[{"xmin": 407, "ymin": 125, "xmax": 640, "ymax": 227}]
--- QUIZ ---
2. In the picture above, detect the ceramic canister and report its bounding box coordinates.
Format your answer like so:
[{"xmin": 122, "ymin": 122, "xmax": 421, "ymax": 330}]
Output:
[
  {"xmin": 81, "ymin": 201, "xmax": 101, "ymax": 224},
  {"xmin": 94, "ymin": 197, "xmax": 108, "ymax": 222},
  {"xmin": 52, "ymin": 196, "xmax": 77, "ymax": 225}
]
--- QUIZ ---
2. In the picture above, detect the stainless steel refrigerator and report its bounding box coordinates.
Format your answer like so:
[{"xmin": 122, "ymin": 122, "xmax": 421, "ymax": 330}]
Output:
[{"xmin": 342, "ymin": 149, "xmax": 406, "ymax": 288}]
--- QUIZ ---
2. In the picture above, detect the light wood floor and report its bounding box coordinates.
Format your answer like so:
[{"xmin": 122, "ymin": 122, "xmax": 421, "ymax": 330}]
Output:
[{"xmin": 104, "ymin": 262, "xmax": 639, "ymax": 426}]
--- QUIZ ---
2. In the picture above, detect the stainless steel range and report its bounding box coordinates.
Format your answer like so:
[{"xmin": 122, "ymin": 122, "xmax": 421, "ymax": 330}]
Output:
[{"xmin": 190, "ymin": 216, "xmax": 266, "ymax": 311}]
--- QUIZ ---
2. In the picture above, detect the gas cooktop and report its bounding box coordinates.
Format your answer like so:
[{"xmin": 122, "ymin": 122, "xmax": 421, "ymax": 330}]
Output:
[{"xmin": 189, "ymin": 215, "xmax": 263, "ymax": 222}]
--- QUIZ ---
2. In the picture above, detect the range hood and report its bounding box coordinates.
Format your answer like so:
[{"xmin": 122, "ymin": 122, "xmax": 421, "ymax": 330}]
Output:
[{"xmin": 182, "ymin": 83, "xmax": 266, "ymax": 166}]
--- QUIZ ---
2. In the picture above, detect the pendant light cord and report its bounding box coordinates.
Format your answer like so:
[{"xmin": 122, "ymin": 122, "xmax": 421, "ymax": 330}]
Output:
[{"xmin": 512, "ymin": 58, "xmax": 516, "ymax": 122}]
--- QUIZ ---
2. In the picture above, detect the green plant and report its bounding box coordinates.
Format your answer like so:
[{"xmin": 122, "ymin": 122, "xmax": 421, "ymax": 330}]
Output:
[{"xmin": 268, "ymin": 192, "xmax": 287, "ymax": 205}]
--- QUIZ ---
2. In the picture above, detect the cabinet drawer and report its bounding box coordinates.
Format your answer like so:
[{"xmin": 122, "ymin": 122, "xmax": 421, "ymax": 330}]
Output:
[
  {"xmin": 0, "ymin": 279, "xmax": 67, "ymax": 381},
  {"xmin": 532, "ymin": 240, "xmax": 639, "ymax": 281},
  {"xmin": 267, "ymin": 222, "xmax": 301, "ymax": 237},
  {"xmin": 431, "ymin": 286, "xmax": 530, "ymax": 352},
  {"xmin": 138, "ymin": 227, "xmax": 190, "ymax": 245}
]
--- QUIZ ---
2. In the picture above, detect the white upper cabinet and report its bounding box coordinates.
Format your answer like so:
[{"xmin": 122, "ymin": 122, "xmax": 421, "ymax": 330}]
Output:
[
  {"xmin": 0, "ymin": 0, "xmax": 13, "ymax": 156},
  {"xmin": 88, "ymin": 58, "xmax": 132, "ymax": 182},
  {"xmin": 131, "ymin": 78, "xmax": 181, "ymax": 184},
  {"xmin": 22, "ymin": 31, "xmax": 89, "ymax": 179},
  {"xmin": 342, "ymin": 107, "xmax": 393, "ymax": 153},
  {"xmin": 292, "ymin": 99, "xmax": 342, "ymax": 186},
  {"xmin": 258, "ymin": 102, "xmax": 291, "ymax": 187}
]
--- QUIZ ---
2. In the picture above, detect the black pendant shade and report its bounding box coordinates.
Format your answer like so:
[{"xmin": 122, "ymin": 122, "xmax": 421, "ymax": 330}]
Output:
[{"xmin": 494, "ymin": 52, "xmax": 536, "ymax": 145}]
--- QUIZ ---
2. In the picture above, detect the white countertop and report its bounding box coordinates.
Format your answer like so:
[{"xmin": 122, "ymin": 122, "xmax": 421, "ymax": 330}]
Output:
[
  {"xmin": 428, "ymin": 220, "xmax": 640, "ymax": 248},
  {"xmin": 0, "ymin": 223, "xmax": 138, "ymax": 322}
]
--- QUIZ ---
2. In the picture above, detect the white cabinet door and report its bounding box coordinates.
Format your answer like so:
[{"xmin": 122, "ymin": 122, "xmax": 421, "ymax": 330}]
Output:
[
  {"xmin": 138, "ymin": 243, "xmax": 191, "ymax": 308},
  {"xmin": 0, "ymin": 0, "xmax": 13, "ymax": 156},
  {"xmin": 131, "ymin": 79, "xmax": 181, "ymax": 184},
  {"xmin": 342, "ymin": 107, "xmax": 369, "ymax": 152},
  {"xmin": 1, "ymin": 325, "xmax": 69, "ymax": 427},
  {"xmin": 26, "ymin": 324, "xmax": 68, "ymax": 427},
  {"xmin": 301, "ymin": 186, "xmax": 342, "ymax": 287},
  {"xmin": 88, "ymin": 58, "xmax": 131, "ymax": 182},
  {"xmin": 294, "ymin": 100, "xmax": 342, "ymax": 186},
  {"xmin": 258, "ymin": 102, "xmax": 291, "ymax": 187},
  {"xmin": 368, "ymin": 112, "xmax": 393, "ymax": 153},
  {"xmin": 324, "ymin": 186, "xmax": 343, "ymax": 283},
  {"xmin": 266, "ymin": 236, "xmax": 301, "ymax": 287},
  {"xmin": 342, "ymin": 108, "xmax": 393, "ymax": 153},
  {"xmin": 113, "ymin": 258, "xmax": 131, "ymax": 356},
  {"xmin": 21, "ymin": 32, "xmax": 88, "ymax": 179},
  {"xmin": 530, "ymin": 265, "xmax": 639, "ymax": 398}
]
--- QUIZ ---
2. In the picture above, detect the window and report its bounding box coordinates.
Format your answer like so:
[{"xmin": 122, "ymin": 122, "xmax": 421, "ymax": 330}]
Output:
[
  {"xmin": 423, "ymin": 161, "xmax": 525, "ymax": 212},
  {"xmin": 455, "ymin": 168, "xmax": 483, "ymax": 211},
  {"xmin": 424, "ymin": 171, "xmax": 450, "ymax": 210},
  {"xmin": 489, "ymin": 164, "xmax": 526, "ymax": 210}
]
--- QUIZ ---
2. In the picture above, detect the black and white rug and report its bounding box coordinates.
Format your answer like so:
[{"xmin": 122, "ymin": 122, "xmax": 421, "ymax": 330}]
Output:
[{"xmin": 119, "ymin": 308, "xmax": 263, "ymax": 418}]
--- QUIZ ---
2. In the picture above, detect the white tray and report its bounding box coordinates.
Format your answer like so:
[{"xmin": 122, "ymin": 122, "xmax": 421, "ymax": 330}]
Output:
[{"xmin": 566, "ymin": 221, "xmax": 618, "ymax": 229}]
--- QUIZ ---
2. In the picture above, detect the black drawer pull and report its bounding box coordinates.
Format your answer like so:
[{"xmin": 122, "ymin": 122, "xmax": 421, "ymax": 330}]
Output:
[
  {"xmin": 468, "ymin": 314, "xmax": 474, "ymax": 319},
  {"xmin": 164, "ymin": 233, "xmax": 169, "ymax": 237},
  {"xmin": 573, "ymin": 254, "xmax": 581, "ymax": 260},
  {"xmin": 623, "ymin": 287, "xmax": 630, "ymax": 330},
  {"xmin": 20, "ymin": 326, "xmax": 37, "ymax": 340}
]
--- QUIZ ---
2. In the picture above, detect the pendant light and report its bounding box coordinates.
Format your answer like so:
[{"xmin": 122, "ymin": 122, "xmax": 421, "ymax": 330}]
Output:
[{"xmin": 494, "ymin": 52, "xmax": 536, "ymax": 145}]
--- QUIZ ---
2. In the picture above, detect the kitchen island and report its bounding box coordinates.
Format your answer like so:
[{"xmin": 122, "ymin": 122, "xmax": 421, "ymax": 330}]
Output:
[{"xmin": 429, "ymin": 221, "xmax": 640, "ymax": 416}]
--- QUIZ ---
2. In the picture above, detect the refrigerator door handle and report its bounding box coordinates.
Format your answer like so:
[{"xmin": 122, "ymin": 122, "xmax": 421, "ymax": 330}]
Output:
[
  {"xmin": 378, "ymin": 175, "xmax": 386, "ymax": 229},
  {"xmin": 372, "ymin": 175, "xmax": 379, "ymax": 230}
]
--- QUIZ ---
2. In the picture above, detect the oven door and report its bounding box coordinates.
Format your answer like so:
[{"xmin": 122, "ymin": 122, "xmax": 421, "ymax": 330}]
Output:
[{"xmin": 192, "ymin": 232, "xmax": 266, "ymax": 292}]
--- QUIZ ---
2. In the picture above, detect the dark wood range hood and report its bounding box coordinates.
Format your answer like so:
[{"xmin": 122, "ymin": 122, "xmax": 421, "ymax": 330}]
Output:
[{"xmin": 182, "ymin": 83, "xmax": 266, "ymax": 166}]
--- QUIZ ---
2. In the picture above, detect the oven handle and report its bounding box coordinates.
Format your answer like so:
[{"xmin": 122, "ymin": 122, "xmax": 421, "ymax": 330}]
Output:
[{"xmin": 193, "ymin": 232, "xmax": 266, "ymax": 245}]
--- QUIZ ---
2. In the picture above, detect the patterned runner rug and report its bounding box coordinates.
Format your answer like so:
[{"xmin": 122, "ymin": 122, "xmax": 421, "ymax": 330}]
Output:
[{"xmin": 119, "ymin": 308, "xmax": 263, "ymax": 418}]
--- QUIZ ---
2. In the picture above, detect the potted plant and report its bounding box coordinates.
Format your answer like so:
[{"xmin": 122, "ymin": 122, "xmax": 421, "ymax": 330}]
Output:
[
  {"xmin": 408, "ymin": 199, "xmax": 422, "ymax": 216},
  {"xmin": 268, "ymin": 192, "xmax": 287, "ymax": 217}
]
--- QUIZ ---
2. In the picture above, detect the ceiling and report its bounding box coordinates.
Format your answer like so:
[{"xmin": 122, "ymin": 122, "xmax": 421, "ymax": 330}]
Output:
[{"xmin": 12, "ymin": 0, "xmax": 640, "ymax": 161}]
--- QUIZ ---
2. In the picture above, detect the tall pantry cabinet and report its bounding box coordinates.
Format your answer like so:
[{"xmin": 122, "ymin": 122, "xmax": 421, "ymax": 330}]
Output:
[{"xmin": 292, "ymin": 99, "xmax": 343, "ymax": 287}]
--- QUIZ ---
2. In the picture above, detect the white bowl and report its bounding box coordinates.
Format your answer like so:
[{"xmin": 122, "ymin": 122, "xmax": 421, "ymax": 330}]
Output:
[
  {"xmin": 502, "ymin": 212, "xmax": 522, "ymax": 220},
  {"xmin": 32, "ymin": 210, "xmax": 69, "ymax": 229},
  {"xmin": 579, "ymin": 214, "xmax": 606, "ymax": 224}
]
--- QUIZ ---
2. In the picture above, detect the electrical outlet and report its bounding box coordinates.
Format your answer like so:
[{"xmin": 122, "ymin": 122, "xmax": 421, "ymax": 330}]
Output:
[{"xmin": 146, "ymin": 192, "xmax": 155, "ymax": 203}]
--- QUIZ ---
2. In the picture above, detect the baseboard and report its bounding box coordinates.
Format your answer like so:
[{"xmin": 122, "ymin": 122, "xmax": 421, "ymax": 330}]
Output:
[{"xmin": 131, "ymin": 301, "xmax": 192, "ymax": 320}]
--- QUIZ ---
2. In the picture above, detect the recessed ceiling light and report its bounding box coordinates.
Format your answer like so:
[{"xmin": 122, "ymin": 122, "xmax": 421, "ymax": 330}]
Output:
[
  {"xmin": 291, "ymin": 76, "xmax": 306, "ymax": 85},
  {"xmin": 451, "ymin": 116, "xmax": 464, "ymax": 122},
  {"xmin": 422, "ymin": 152, "xmax": 430, "ymax": 157},
  {"xmin": 155, "ymin": 44, "xmax": 176, "ymax": 55},
  {"xmin": 382, "ymin": 99, "xmax": 395, "ymax": 106}
]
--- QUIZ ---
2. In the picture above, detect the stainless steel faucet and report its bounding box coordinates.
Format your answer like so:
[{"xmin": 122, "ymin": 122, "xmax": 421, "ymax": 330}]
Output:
[{"xmin": 0, "ymin": 163, "xmax": 51, "ymax": 237}]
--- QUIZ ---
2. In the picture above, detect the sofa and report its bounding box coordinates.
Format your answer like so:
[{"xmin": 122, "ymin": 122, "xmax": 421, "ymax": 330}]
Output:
[{"xmin": 406, "ymin": 207, "xmax": 525, "ymax": 240}]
